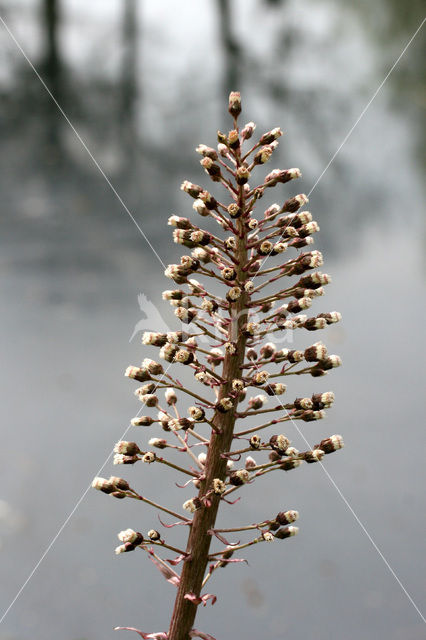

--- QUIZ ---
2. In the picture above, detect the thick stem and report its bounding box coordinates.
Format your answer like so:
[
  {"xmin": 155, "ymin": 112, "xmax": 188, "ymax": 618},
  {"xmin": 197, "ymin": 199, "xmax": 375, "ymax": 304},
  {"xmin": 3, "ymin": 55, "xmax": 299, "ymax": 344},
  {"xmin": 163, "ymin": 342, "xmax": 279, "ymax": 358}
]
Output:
[{"xmin": 168, "ymin": 190, "xmax": 248, "ymax": 640}]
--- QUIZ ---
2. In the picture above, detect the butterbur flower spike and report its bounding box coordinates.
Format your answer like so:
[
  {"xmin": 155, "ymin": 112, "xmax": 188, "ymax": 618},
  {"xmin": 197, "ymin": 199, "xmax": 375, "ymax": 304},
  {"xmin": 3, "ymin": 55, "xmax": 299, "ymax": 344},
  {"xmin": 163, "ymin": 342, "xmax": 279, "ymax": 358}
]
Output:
[{"xmin": 95, "ymin": 92, "xmax": 343, "ymax": 640}]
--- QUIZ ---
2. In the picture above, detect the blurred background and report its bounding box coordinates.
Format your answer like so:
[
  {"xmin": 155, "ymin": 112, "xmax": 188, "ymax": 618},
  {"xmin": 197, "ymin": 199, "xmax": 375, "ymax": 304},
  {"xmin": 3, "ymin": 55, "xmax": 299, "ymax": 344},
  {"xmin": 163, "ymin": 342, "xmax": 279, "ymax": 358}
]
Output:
[{"xmin": 0, "ymin": 1, "xmax": 425, "ymax": 639}]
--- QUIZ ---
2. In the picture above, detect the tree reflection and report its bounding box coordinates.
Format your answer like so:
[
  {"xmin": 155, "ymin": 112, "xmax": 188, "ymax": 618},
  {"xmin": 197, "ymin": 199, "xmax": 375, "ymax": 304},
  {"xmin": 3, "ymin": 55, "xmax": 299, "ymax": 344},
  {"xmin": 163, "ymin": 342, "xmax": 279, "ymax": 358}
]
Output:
[{"xmin": 217, "ymin": 0, "xmax": 242, "ymax": 99}]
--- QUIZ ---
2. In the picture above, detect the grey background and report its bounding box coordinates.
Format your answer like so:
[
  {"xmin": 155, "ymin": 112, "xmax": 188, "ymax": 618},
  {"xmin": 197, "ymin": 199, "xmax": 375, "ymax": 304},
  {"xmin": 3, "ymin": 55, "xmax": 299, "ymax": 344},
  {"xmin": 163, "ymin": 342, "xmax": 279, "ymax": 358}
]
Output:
[{"xmin": 0, "ymin": 1, "xmax": 425, "ymax": 639}]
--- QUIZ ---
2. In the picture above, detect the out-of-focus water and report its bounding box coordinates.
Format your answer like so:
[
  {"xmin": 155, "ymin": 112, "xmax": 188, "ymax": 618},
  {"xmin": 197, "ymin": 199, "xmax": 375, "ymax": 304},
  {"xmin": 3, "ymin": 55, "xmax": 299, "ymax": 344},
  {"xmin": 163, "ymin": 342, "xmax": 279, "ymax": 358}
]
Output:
[{"xmin": 0, "ymin": 1, "xmax": 425, "ymax": 639}]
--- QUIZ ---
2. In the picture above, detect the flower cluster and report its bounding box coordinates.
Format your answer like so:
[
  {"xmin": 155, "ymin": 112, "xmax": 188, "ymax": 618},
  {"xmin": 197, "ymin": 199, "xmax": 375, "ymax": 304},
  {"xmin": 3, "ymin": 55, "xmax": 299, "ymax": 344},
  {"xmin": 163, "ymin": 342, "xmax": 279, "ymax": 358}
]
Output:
[{"xmin": 93, "ymin": 92, "xmax": 343, "ymax": 640}]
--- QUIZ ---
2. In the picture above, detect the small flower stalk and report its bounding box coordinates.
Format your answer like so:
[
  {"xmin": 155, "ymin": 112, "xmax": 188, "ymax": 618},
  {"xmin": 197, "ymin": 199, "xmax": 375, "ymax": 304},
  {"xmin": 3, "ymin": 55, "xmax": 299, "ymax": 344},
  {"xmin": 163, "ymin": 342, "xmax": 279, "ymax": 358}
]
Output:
[{"xmin": 94, "ymin": 93, "xmax": 343, "ymax": 640}]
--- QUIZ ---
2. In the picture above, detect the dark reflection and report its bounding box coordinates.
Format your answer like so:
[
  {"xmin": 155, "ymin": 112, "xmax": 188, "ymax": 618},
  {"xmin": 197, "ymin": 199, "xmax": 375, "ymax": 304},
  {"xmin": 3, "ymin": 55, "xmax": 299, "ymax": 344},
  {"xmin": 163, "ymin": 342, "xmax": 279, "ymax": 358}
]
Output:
[
  {"xmin": 40, "ymin": 0, "xmax": 61, "ymax": 91},
  {"xmin": 217, "ymin": 0, "xmax": 242, "ymax": 99},
  {"xmin": 117, "ymin": 0, "xmax": 141, "ymax": 209},
  {"xmin": 120, "ymin": 0, "xmax": 139, "ymax": 140},
  {"xmin": 39, "ymin": 0, "xmax": 63, "ymax": 159}
]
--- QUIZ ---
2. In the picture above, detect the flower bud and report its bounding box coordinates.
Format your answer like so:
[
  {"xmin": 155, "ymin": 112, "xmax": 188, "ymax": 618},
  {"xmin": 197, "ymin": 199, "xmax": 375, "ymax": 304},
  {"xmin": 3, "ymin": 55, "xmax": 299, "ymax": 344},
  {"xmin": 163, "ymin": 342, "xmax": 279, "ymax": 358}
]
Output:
[
  {"xmin": 265, "ymin": 168, "xmax": 301, "ymax": 186},
  {"xmin": 227, "ymin": 203, "xmax": 242, "ymax": 219},
  {"xmin": 225, "ymin": 342, "xmax": 237, "ymax": 355},
  {"xmin": 142, "ymin": 358, "xmax": 164, "ymax": 376},
  {"xmin": 226, "ymin": 286, "xmax": 242, "ymax": 302},
  {"xmin": 290, "ymin": 236, "xmax": 313, "ymax": 249},
  {"xmin": 299, "ymin": 409, "xmax": 325, "ymax": 421},
  {"xmin": 198, "ymin": 189, "xmax": 218, "ymax": 209},
  {"xmin": 293, "ymin": 397, "xmax": 312, "ymax": 411},
  {"xmin": 167, "ymin": 330, "xmax": 188, "ymax": 343},
  {"xmin": 175, "ymin": 307, "xmax": 198, "ymax": 324},
  {"xmin": 115, "ymin": 542, "xmax": 135, "ymax": 554},
  {"xmin": 260, "ymin": 342, "xmax": 276, "ymax": 359},
  {"xmin": 304, "ymin": 342, "xmax": 328, "ymax": 362},
  {"xmin": 164, "ymin": 264, "xmax": 188, "ymax": 284},
  {"xmin": 318, "ymin": 311, "xmax": 342, "ymax": 324},
  {"xmin": 236, "ymin": 166, "xmax": 250, "ymax": 185},
  {"xmin": 113, "ymin": 454, "xmax": 139, "ymax": 465},
  {"xmin": 229, "ymin": 469, "xmax": 250, "ymax": 486},
  {"xmin": 225, "ymin": 236, "xmax": 237, "ymax": 250},
  {"xmin": 197, "ymin": 452, "xmax": 207, "ymax": 466},
  {"xmin": 216, "ymin": 397, "xmax": 233, "ymax": 413},
  {"xmin": 232, "ymin": 379, "xmax": 245, "ymax": 393},
  {"xmin": 143, "ymin": 451, "xmax": 156, "ymax": 463},
  {"xmin": 274, "ymin": 525, "xmax": 298, "ymax": 539},
  {"xmin": 264, "ymin": 203, "xmax": 281, "ymax": 219},
  {"xmin": 318, "ymin": 355, "xmax": 342, "ymax": 370},
  {"xmin": 202, "ymin": 299, "xmax": 219, "ymax": 313},
  {"xmin": 252, "ymin": 370, "xmax": 270, "ymax": 385},
  {"xmin": 125, "ymin": 366, "xmax": 151, "ymax": 382},
  {"xmin": 227, "ymin": 129, "xmax": 239, "ymax": 149},
  {"xmin": 245, "ymin": 456, "xmax": 257, "ymax": 469},
  {"xmin": 304, "ymin": 449, "xmax": 325, "ymax": 463},
  {"xmin": 269, "ymin": 434, "xmax": 290, "ymax": 455},
  {"xmin": 131, "ymin": 416, "xmax": 154, "ymax": 427},
  {"xmin": 319, "ymin": 434, "xmax": 344, "ymax": 453},
  {"xmin": 248, "ymin": 394, "xmax": 267, "ymax": 410},
  {"xmin": 221, "ymin": 267, "xmax": 236, "ymax": 281},
  {"xmin": 286, "ymin": 446, "xmax": 299, "ymax": 456},
  {"xmin": 263, "ymin": 383, "xmax": 286, "ymax": 396},
  {"xmin": 141, "ymin": 383, "xmax": 157, "ymax": 395},
  {"xmin": 239, "ymin": 121, "xmax": 255, "ymax": 142},
  {"xmin": 149, "ymin": 438, "xmax": 168, "ymax": 449},
  {"xmin": 275, "ymin": 510, "xmax": 299, "ymax": 525},
  {"xmin": 168, "ymin": 417, "xmax": 194, "ymax": 432},
  {"xmin": 280, "ymin": 458, "xmax": 301, "ymax": 471},
  {"xmin": 304, "ymin": 317, "xmax": 327, "ymax": 331},
  {"xmin": 196, "ymin": 144, "xmax": 218, "ymax": 160},
  {"xmin": 249, "ymin": 435, "xmax": 261, "ymax": 449},
  {"xmin": 247, "ymin": 218, "xmax": 258, "ymax": 230},
  {"xmin": 262, "ymin": 531, "xmax": 274, "ymax": 542},
  {"xmin": 92, "ymin": 477, "xmax": 115, "ymax": 494},
  {"xmin": 118, "ymin": 528, "xmax": 144, "ymax": 545},
  {"xmin": 213, "ymin": 478, "xmax": 226, "ymax": 495},
  {"xmin": 168, "ymin": 215, "xmax": 192, "ymax": 229},
  {"xmin": 181, "ymin": 181, "xmax": 203, "ymax": 198},
  {"xmin": 259, "ymin": 127, "xmax": 282, "ymax": 145},
  {"xmin": 165, "ymin": 388, "xmax": 177, "ymax": 405},
  {"xmin": 114, "ymin": 441, "xmax": 140, "ymax": 456},
  {"xmin": 192, "ymin": 199, "xmax": 210, "ymax": 217},
  {"xmin": 158, "ymin": 411, "xmax": 170, "ymax": 429},
  {"xmin": 148, "ymin": 529, "xmax": 161, "ymax": 541},
  {"xmin": 136, "ymin": 392, "xmax": 158, "ymax": 407},
  {"xmin": 159, "ymin": 343, "xmax": 179, "ymax": 362},
  {"xmin": 217, "ymin": 143, "xmax": 228, "ymax": 156},
  {"xmin": 257, "ymin": 240, "xmax": 273, "ymax": 256},
  {"xmin": 188, "ymin": 406, "xmax": 205, "ymax": 421},
  {"xmin": 299, "ymin": 221, "xmax": 320, "ymax": 237},
  {"xmin": 228, "ymin": 91, "xmax": 242, "ymax": 117},
  {"xmin": 287, "ymin": 297, "xmax": 312, "ymax": 313},
  {"xmin": 281, "ymin": 193, "xmax": 308, "ymax": 213},
  {"xmin": 109, "ymin": 476, "xmax": 130, "ymax": 491},
  {"xmin": 243, "ymin": 322, "xmax": 260, "ymax": 336},
  {"xmin": 174, "ymin": 348, "xmax": 195, "ymax": 364},
  {"xmin": 142, "ymin": 332, "xmax": 168, "ymax": 346},
  {"xmin": 254, "ymin": 145, "xmax": 274, "ymax": 165},
  {"xmin": 183, "ymin": 498, "xmax": 202, "ymax": 513},
  {"xmin": 311, "ymin": 391, "xmax": 335, "ymax": 409}
]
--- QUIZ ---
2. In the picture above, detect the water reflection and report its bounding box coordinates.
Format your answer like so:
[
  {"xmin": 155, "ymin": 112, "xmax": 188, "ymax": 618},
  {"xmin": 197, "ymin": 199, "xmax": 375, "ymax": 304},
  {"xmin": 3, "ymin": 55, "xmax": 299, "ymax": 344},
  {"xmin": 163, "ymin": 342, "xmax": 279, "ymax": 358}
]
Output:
[{"xmin": 0, "ymin": 1, "xmax": 424, "ymax": 639}]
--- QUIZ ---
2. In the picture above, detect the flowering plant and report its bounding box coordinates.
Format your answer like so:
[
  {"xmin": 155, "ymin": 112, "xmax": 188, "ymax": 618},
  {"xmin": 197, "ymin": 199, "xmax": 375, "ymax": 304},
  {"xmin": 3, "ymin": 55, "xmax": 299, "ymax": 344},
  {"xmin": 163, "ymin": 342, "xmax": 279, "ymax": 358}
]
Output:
[{"xmin": 93, "ymin": 92, "xmax": 343, "ymax": 640}]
